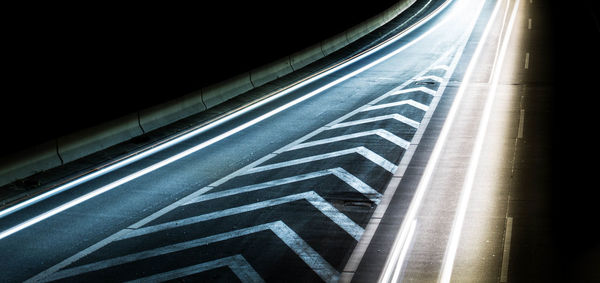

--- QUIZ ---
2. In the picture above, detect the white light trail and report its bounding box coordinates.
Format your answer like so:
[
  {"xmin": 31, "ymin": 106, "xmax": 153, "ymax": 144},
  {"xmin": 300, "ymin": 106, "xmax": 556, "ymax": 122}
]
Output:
[
  {"xmin": 377, "ymin": 0, "xmax": 501, "ymax": 281},
  {"xmin": 439, "ymin": 0, "xmax": 521, "ymax": 281}
]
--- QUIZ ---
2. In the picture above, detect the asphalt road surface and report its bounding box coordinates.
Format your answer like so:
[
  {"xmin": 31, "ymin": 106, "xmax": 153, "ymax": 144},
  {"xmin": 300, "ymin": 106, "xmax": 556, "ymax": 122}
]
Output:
[{"xmin": 1, "ymin": 0, "xmax": 598, "ymax": 282}]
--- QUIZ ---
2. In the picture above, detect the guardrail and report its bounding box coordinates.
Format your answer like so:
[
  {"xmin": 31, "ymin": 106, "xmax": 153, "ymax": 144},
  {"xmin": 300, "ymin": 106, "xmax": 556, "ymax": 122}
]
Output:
[{"xmin": 0, "ymin": 0, "xmax": 416, "ymax": 187}]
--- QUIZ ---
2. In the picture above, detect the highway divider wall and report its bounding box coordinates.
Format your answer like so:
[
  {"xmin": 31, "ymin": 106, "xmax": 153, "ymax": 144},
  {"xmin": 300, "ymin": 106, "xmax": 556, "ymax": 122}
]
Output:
[{"xmin": 0, "ymin": 0, "xmax": 416, "ymax": 187}]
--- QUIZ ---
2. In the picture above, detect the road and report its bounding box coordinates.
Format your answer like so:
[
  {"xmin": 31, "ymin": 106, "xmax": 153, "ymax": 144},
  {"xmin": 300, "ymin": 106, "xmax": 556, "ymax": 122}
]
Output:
[
  {"xmin": 353, "ymin": 0, "xmax": 558, "ymax": 281},
  {"xmin": 1, "ymin": 0, "xmax": 596, "ymax": 282}
]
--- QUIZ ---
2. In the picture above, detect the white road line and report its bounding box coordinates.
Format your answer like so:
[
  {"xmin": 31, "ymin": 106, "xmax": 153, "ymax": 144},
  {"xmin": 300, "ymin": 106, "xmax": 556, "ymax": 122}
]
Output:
[
  {"xmin": 121, "ymin": 191, "xmax": 364, "ymax": 241},
  {"xmin": 392, "ymin": 86, "xmax": 437, "ymax": 96},
  {"xmin": 272, "ymin": 221, "xmax": 340, "ymax": 283},
  {"xmin": 185, "ymin": 168, "xmax": 381, "ymax": 205},
  {"xmin": 25, "ymin": 229, "xmax": 136, "ymax": 282},
  {"xmin": 488, "ymin": 0, "xmax": 511, "ymax": 84},
  {"xmin": 244, "ymin": 146, "xmax": 398, "ymax": 174},
  {"xmin": 518, "ymin": 109, "xmax": 525, "ymax": 139},
  {"xmin": 390, "ymin": 220, "xmax": 417, "ymax": 283},
  {"xmin": 524, "ymin": 52, "xmax": 530, "ymax": 69},
  {"xmin": 327, "ymin": 167, "xmax": 383, "ymax": 203},
  {"xmin": 439, "ymin": 0, "xmax": 521, "ymax": 281},
  {"xmin": 330, "ymin": 114, "xmax": 420, "ymax": 129},
  {"xmin": 431, "ymin": 64, "xmax": 450, "ymax": 71},
  {"xmin": 528, "ymin": 18, "xmax": 532, "ymax": 29},
  {"xmin": 38, "ymin": 221, "xmax": 339, "ymax": 283},
  {"xmin": 125, "ymin": 254, "xmax": 264, "ymax": 283},
  {"xmin": 500, "ymin": 217, "xmax": 513, "ymax": 282},
  {"xmin": 362, "ymin": 99, "xmax": 429, "ymax": 112},
  {"xmin": 288, "ymin": 129, "xmax": 410, "ymax": 151},
  {"xmin": 415, "ymin": 75, "xmax": 444, "ymax": 83}
]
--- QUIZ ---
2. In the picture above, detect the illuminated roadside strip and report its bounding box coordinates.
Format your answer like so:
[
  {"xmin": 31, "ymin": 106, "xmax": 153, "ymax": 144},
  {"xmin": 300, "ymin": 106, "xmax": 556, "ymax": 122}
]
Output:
[
  {"xmin": 439, "ymin": 0, "xmax": 521, "ymax": 282},
  {"xmin": 376, "ymin": 0, "xmax": 502, "ymax": 282},
  {"xmin": 0, "ymin": 0, "xmax": 453, "ymax": 240}
]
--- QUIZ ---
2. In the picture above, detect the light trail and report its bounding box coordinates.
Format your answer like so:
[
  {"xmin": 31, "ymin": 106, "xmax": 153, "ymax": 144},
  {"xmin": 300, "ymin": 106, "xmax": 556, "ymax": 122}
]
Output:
[
  {"xmin": 377, "ymin": 0, "xmax": 502, "ymax": 281},
  {"xmin": 438, "ymin": 0, "xmax": 521, "ymax": 281}
]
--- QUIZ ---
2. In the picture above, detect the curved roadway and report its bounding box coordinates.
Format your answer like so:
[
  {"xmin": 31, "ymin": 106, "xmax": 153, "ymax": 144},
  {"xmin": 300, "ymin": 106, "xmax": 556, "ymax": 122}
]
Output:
[{"xmin": 0, "ymin": 0, "xmax": 581, "ymax": 281}]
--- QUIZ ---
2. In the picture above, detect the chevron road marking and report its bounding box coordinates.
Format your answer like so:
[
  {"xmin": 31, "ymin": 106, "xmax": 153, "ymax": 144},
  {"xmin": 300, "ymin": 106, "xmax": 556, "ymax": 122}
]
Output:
[
  {"xmin": 40, "ymin": 221, "xmax": 339, "ymax": 283},
  {"xmin": 392, "ymin": 86, "xmax": 436, "ymax": 96},
  {"xmin": 120, "ymin": 191, "xmax": 364, "ymax": 241},
  {"xmin": 362, "ymin": 99, "xmax": 429, "ymax": 112},
  {"xmin": 244, "ymin": 146, "xmax": 398, "ymax": 175},
  {"xmin": 125, "ymin": 254, "xmax": 264, "ymax": 283},
  {"xmin": 185, "ymin": 167, "xmax": 381, "ymax": 205},
  {"xmin": 431, "ymin": 64, "xmax": 450, "ymax": 71},
  {"xmin": 415, "ymin": 75, "xmax": 444, "ymax": 83},
  {"xmin": 330, "ymin": 114, "xmax": 420, "ymax": 130},
  {"xmin": 288, "ymin": 129, "xmax": 410, "ymax": 151}
]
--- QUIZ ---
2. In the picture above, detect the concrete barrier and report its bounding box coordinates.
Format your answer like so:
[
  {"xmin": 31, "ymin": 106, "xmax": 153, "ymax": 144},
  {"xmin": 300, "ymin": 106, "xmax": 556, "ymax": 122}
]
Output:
[
  {"xmin": 57, "ymin": 113, "xmax": 143, "ymax": 164},
  {"xmin": 139, "ymin": 90, "xmax": 206, "ymax": 133},
  {"xmin": 290, "ymin": 43, "xmax": 325, "ymax": 71},
  {"xmin": 0, "ymin": 141, "xmax": 62, "ymax": 187},
  {"xmin": 321, "ymin": 32, "xmax": 350, "ymax": 57},
  {"xmin": 201, "ymin": 72, "xmax": 254, "ymax": 109},
  {"xmin": 250, "ymin": 56, "xmax": 294, "ymax": 88},
  {"xmin": 346, "ymin": 21, "xmax": 373, "ymax": 44},
  {"xmin": 0, "ymin": 0, "xmax": 417, "ymax": 187}
]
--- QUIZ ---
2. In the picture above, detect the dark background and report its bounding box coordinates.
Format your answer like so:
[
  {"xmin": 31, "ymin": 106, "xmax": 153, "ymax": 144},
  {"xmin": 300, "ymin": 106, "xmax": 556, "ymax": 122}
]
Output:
[
  {"xmin": 1, "ymin": 1, "xmax": 397, "ymax": 156},
  {"xmin": 3, "ymin": 1, "xmax": 600, "ymax": 280},
  {"xmin": 550, "ymin": 0, "xmax": 600, "ymax": 281}
]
